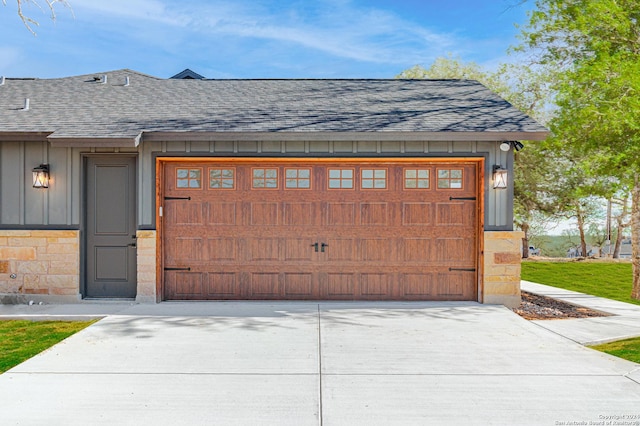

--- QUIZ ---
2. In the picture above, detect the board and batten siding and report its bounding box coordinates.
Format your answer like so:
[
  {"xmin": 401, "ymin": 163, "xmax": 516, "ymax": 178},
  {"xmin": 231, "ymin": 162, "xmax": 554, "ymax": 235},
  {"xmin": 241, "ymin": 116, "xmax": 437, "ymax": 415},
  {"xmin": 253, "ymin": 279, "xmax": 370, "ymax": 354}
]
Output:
[{"xmin": 0, "ymin": 139, "xmax": 513, "ymax": 230}]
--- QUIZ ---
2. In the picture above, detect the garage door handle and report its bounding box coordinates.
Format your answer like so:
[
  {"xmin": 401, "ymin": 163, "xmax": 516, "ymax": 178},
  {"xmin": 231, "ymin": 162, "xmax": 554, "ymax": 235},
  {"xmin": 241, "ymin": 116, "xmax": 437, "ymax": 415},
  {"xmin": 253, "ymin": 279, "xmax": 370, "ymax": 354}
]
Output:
[
  {"xmin": 449, "ymin": 268, "xmax": 476, "ymax": 272},
  {"xmin": 321, "ymin": 243, "xmax": 329, "ymax": 252},
  {"xmin": 311, "ymin": 242, "xmax": 319, "ymax": 252}
]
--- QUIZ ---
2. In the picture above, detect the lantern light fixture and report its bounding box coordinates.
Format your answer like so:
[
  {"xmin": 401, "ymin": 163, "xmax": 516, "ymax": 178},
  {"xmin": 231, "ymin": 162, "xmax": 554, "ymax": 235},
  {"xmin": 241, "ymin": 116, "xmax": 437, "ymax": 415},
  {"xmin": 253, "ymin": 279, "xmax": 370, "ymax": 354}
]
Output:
[
  {"xmin": 492, "ymin": 165, "xmax": 508, "ymax": 189},
  {"xmin": 32, "ymin": 164, "xmax": 50, "ymax": 189}
]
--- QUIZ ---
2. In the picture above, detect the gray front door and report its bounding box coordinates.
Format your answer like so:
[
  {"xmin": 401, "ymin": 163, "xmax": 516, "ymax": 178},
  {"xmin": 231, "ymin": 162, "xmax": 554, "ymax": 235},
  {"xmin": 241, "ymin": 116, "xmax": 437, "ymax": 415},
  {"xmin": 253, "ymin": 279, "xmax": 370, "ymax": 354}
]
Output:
[{"xmin": 85, "ymin": 157, "xmax": 137, "ymax": 298}]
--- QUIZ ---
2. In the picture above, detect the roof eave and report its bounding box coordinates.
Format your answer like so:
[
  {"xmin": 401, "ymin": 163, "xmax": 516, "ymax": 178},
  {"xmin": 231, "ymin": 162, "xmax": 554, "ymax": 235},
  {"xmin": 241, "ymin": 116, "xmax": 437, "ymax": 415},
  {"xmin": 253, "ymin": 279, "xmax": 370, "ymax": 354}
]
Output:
[
  {"xmin": 0, "ymin": 130, "xmax": 550, "ymax": 145},
  {"xmin": 47, "ymin": 134, "xmax": 142, "ymax": 148},
  {"xmin": 141, "ymin": 130, "xmax": 550, "ymax": 143},
  {"xmin": 0, "ymin": 132, "xmax": 52, "ymax": 142}
]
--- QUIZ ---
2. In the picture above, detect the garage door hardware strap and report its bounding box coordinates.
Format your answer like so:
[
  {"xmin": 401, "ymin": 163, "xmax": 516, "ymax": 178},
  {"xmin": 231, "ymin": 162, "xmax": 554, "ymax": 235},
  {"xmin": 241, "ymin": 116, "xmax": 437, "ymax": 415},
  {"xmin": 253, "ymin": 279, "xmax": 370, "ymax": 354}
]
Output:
[
  {"xmin": 164, "ymin": 196, "xmax": 191, "ymax": 200},
  {"xmin": 449, "ymin": 196, "xmax": 476, "ymax": 201},
  {"xmin": 164, "ymin": 267, "xmax": 191, "ymax": 271},
  {"xmin": 449, "ymin": 268, "xmax": 476, "ymax": 272}
]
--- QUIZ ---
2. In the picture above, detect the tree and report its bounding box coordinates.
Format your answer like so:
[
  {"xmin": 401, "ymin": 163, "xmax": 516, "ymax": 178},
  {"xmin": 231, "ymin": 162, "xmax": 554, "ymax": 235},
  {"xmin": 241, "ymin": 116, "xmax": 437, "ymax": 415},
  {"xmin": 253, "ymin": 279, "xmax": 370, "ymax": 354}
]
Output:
[
  {"xmin": 538, "ymin": 141, "xmax": 617, "ymax": 258},
  {"xmin": 516, "ymin": 0, "xmax": 640, "ymax": 299},
  {"xmin": 2, "ymin": 0, "xmax": 71, "ymax": 34},
  {"xmin": 561, "ymin": 228, "xmax": 581, "ymax": 255},
  {"xmin": 397, "ymin": 56, "xmax": 556, "ymax": 257},
  {"xmin": 397, "ymin": 56, "xmax": 506, "ymax": 90},
  {"xmin": 611, "ymin": 193, "xmax": 631, "ymax": 258},
  {"xmin": 587, "ymin": 222, "xmax": 608, "ymax": 256}
]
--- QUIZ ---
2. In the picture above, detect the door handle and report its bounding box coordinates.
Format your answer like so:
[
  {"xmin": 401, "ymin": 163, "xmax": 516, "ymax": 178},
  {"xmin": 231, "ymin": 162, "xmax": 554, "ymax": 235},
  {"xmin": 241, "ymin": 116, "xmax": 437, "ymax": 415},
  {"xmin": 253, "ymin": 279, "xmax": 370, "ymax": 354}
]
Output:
[
  {"xmin": 311, "ymin": 242, "xmax": 319, "ymax": 252},
  {"xmin": 321, "ymin": 243, "xmax": 329, "ymax": 253}
]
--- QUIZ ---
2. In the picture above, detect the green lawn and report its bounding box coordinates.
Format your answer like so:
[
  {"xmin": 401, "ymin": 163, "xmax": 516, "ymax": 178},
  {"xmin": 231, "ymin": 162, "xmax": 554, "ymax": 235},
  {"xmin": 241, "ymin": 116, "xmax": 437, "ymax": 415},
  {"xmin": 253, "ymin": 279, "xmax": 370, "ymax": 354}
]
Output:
[
  {"xmin": 0, "ymin": 320, "xmax": 96, "ymax": 373},
  {"xmin": 521, "ymin": 261, "xmax": 640, "ymax": 306},
  {"xmin": 522, "ymin": 261, "xmax": 640, "ymax": 364},
  {"xmin": 590, "ymin": 337, "xmax": 640, "ymax": 364}
]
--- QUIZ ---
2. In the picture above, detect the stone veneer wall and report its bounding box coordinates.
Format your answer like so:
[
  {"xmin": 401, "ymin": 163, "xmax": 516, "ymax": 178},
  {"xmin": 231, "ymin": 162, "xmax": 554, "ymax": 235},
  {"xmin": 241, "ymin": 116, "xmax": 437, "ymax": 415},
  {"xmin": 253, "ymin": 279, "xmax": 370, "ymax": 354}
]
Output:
[
  {"xmin": 0, "ymin": 230, "xmax": 158, "ymax": 304},
  {"xmin": 2, "ymin": 229, "xmax": 523, "ymax": 306},
  {"xmin": 0, "ymin": 230, "xmax": 81, "ymax": 303},
  {"xmin": 483, "ymin": 231, "xmax": 524, "ymax": 308},
  {"xmin": 136, "ymin": 230, "xmax": 157, "ymax": 303}
]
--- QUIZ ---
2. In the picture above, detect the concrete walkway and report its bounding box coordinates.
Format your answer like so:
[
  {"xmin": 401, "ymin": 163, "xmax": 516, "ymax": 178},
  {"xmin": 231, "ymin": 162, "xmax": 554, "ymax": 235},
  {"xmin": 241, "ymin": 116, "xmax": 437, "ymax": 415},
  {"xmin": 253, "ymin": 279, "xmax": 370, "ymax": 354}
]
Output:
[
  {"xmin": 0, "ymin": 296, "xmax": 639, "ymax": 425},
  {"xmin": 521, "ymin": 280, "xmax": 640, "ymax": 345}
]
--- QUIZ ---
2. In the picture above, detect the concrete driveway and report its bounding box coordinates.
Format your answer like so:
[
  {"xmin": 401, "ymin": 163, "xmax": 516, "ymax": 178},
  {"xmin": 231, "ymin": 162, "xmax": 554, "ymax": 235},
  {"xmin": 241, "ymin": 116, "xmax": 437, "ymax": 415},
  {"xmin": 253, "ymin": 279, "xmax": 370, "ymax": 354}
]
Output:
[{"xmin": 0, "ymin": 301, "xmax": 639, "ymax": 425}]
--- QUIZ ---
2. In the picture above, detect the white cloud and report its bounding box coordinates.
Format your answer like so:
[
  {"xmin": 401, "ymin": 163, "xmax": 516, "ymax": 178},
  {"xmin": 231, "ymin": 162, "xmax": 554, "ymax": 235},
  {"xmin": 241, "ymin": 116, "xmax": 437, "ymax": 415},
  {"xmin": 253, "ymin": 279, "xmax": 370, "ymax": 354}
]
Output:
[
  {"xmin": 183, "ymin": 0, "xmax": 458, "ymax": 65},
  {"xmin": 68, "ymin": 0, "xmax": 459, "ymax": 65},
  {"xmin": 69, "ymin": 0, "xmax": 189, "ymax": 26}
]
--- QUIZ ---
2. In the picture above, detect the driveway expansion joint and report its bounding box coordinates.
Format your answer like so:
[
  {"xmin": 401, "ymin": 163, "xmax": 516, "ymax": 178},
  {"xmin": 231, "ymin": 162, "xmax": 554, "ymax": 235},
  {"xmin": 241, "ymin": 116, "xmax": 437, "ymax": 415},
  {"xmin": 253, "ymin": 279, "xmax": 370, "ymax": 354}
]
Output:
[{"xmin": 317, "ymin": 303, "xmax": 323, "ymax": 426}]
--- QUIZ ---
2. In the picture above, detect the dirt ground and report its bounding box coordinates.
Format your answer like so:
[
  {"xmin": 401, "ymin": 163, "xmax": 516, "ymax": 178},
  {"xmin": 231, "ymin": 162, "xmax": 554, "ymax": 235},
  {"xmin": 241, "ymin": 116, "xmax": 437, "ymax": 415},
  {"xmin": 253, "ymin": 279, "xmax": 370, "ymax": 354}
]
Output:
[{"xmin": 511, "ymin": 291, "xmax": 610, "ymax": 320}]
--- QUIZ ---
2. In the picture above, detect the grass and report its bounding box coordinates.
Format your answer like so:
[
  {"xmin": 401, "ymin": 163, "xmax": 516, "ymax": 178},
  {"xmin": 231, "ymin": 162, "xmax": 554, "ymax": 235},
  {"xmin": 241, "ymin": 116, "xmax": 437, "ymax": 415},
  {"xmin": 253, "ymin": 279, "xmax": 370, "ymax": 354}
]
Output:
[
  {"xmin": 0, "ymin": 320, "xmax": 96, "ymax": 373},
  {"xmin": 590, "ymin": 337, "xmax": 640, "ymax": 364},
  {"xmin": 521, "ymin": 261, "xmax": 640, "ymax": 306},
  {"xmin": 522, "ymin": 260, "xmax": 640, "ymax": 363}
]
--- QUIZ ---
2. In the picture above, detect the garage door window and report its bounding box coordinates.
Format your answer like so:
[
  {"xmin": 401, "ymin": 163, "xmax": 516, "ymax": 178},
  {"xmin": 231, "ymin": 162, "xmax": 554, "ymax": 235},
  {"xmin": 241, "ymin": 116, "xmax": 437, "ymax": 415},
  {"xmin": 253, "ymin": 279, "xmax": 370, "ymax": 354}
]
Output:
[
  {"xmin": 176, "ymin": 168, "xmax": 202, "ymax": 189},
  {"xmin": 253, "ymin": 168, "xmax": 279, "ymax": 189},
  {"xmin": 209, "ymin": 168, "xmax": 235, "ymax": 189},
  {"xmin": 328, "ymin": 168, "xmax": 354, "ymax": 189},
  {"xmin": 404, "ymin": 169, "xmax": 430, "ymax": 189},
  {"xmin": 437, "ymin": 169, "xmax": 463, "ymax": 189},
  {"xmin": 285, "ymin": 168, "xmax": 311, "ymax": 189},
  {"xmin": 361, "ymin": 169, "xmax": 387, "ymax": 189}
]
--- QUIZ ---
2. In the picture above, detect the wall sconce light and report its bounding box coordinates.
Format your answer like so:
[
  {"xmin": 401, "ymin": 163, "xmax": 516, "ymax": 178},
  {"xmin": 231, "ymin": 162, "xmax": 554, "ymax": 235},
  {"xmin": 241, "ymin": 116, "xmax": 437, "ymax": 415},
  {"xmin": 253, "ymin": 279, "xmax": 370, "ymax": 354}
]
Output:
[
  {"xmin": 493, "ymin": 165, "xmax": 508, "ymax": 189},
  {"xmin": 32, "ymin": 164, "xmax": 50, "ymax": 189}
]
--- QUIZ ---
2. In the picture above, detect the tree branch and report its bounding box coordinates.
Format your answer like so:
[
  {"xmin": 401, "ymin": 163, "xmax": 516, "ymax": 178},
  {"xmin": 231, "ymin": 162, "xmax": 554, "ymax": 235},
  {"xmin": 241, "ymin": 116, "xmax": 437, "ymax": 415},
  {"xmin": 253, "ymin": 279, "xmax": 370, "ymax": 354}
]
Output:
[{"xmin": 3, "ymin": 0, "xmax": 72, "ymax": 35}]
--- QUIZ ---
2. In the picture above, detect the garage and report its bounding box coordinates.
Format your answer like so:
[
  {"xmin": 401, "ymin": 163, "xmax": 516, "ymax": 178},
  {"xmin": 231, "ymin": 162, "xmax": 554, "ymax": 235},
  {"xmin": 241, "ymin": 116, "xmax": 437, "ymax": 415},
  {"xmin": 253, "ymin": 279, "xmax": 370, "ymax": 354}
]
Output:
[
  {"xmin": 1, "ymin": 70, "xmax": 549, "ymax": 306},
  {"xmin": 161, "ymin": 158, "xmax": 480, "ymax": 301}
]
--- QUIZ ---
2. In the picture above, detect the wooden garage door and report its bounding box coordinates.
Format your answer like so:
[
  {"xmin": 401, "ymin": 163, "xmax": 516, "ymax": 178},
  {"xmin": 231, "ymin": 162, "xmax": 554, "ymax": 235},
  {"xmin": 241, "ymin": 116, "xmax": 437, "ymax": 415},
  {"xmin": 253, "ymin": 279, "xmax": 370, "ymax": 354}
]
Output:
[{"xmin": 162, "ymin": 160, "xmax": 478, "ymax": 301}]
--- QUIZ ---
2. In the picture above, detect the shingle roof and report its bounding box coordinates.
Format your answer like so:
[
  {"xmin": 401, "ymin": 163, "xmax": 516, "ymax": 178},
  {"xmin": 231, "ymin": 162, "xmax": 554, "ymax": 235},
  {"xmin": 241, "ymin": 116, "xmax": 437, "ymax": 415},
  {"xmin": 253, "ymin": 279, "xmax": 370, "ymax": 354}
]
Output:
[
  {"xmin": 170, "ymin": 69, "xmax": 206, "ymax": 79},
  {"xmin": 0, "ymin": 69, "xmax": 548, "ymax": 146}
]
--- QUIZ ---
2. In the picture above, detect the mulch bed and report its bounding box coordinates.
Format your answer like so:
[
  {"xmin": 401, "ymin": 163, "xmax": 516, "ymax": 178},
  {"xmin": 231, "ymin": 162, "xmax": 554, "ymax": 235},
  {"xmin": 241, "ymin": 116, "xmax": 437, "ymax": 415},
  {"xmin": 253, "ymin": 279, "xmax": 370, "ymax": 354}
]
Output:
[{"xmin": 512, "ymin": 291, "xmax": 611, "ymax": 320}]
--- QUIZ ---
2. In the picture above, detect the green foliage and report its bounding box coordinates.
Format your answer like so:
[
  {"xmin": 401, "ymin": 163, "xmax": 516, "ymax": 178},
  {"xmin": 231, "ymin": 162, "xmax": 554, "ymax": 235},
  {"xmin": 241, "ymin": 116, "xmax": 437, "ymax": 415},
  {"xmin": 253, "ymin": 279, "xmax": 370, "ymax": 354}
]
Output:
[
  {"xmin": 590, "ymin": 337, "xmax": 640, "ymax": 364},
  {"xmin": 528, "ymin": 231, "xmax": 625, "ymax": 258},
  {"xmin": 0, "ymin": 320, "xmax": 95, "ymax": 373},
  {"xmin": 529, "ymin": 234, "xmax": 572, "ymax": 257},
  {"xmin": 396, "ymin": 56, "xmax": 490, "ymax": 81},
  {"xmin": 518, "ymin": 0, "xmax": 640, "ymax": 184},
  {"xmin": 517, "ymin": 0, "xmax": 640, "ymax": 300},
  {"xmin": 521, "ymin": 261, "xmax": 638, "ymax": 305}
]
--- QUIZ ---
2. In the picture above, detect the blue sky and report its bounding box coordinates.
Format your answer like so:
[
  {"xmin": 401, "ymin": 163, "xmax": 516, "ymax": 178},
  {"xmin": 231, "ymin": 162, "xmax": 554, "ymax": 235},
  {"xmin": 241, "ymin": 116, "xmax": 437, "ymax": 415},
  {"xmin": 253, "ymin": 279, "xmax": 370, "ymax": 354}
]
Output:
[{"xmin": 1, "ymin": 0, "xmax": 532, "ymax": 79}]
